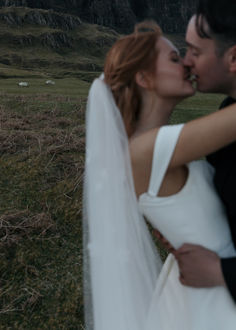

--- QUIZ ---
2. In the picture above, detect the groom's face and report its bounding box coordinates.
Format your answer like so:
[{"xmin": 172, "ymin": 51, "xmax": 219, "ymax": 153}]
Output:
[{"xmin": 183, "ymin": 16, "xmax": 229, "ymax": 93}]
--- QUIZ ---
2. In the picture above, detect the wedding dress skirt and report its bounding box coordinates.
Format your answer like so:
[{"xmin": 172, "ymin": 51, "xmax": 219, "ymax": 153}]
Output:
[{"xmin": 139, "ymin": 124, "xmax": 236, "ymax": 330}]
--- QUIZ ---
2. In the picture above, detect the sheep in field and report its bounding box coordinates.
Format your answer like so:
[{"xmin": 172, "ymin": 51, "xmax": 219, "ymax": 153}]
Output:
[
  {"xmin": 46, "ymin": 80, "xmax": 55, "ymax": 85},
  {"xmin": 18, "ymin": 82, "xmax": 29, "ymax": 87}
]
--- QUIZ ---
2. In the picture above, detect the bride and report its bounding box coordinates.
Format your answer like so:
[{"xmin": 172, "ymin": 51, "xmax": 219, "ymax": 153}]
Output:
[{"xmin": 83, "ymin": 21, "xmax": 236, "ymax": 330}]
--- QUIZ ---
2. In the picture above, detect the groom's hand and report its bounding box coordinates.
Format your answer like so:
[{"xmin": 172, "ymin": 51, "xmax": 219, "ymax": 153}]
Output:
[{"xmin": 174, "ymin": 243, "xmax": 226, "ymax": 287}]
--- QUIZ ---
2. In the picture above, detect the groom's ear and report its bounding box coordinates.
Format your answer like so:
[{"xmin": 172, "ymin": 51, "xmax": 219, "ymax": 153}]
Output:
[{"xmin": 228, "ymin": 45, "xmax": 236, "ymax": 73}]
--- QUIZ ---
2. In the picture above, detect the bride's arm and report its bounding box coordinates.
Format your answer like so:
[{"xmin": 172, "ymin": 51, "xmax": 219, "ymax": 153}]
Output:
[
  {"xmin": 171, "ymin": 102, "xmax": 236, "ymax": 168},
  {"xmin": 131, "ymin": 103, "xmax": 236, "ymax": 169}
]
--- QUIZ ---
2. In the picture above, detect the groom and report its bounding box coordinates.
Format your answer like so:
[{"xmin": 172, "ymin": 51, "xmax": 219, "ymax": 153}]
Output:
[{"xmin": 174, "ymin": 0, "xmax": 236, "ymax": 301}]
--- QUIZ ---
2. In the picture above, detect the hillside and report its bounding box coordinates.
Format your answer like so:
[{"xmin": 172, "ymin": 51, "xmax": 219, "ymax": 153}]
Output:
[
  {"xmin": 0, "ymin": 6, "xmax": 188, "ymax": 83},
  {"xmin": 0, "ymin": 7, "xmax": 119, "ymax": 81},
  {"xmin": 0, "ymin": 0, "xmax": 197, "ymax": 33}
]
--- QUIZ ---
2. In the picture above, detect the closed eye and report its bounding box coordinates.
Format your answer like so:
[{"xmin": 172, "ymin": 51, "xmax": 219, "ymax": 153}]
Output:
[
  {"xmin": 186, "ymin": 45, "xmax": 200, "ymax": 57},
  {"xmin": 170, "ymin": 51, "xmax": 181, "ymax": 63},
  {"xmin": 191, "ymin": 50, "xmax": 199, "ymax": 57},
  {"xmin": 172, "ymin": 56, "xmax": 180, "ymax": 63}
]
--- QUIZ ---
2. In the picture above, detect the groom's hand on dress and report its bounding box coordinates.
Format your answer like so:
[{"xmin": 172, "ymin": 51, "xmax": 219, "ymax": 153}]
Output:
[{"xmin": 174, "ymin": 243, "xmax": 226, "ymax": 288}]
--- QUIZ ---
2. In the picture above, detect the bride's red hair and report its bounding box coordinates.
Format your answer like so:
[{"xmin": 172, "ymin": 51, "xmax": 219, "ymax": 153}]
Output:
[{"xmin": 104, "ymin": 21, "xmax": 162, "ymax": 137}]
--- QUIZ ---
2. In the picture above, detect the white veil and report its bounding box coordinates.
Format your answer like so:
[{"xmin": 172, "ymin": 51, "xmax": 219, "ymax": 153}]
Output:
[{"xmin": 83, "ymin": 75, "xmax": 162, "ymax": 330}]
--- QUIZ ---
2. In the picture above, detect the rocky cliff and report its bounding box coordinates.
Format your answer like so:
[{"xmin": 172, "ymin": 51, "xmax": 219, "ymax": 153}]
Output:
[
  {"xmin": 0, "ymin": 1, "xmax": 195, "ymax": 79},
  {"xmin": 0, "ymin": 7, "xmax": 82, "ymax": 30},
  {"xmin": 0, "ymin": 0, "xmax": 197, "ymax": 33},
  {"xmin": 0, "ymin": 6, "xmax": 120, "ymax": 78}
]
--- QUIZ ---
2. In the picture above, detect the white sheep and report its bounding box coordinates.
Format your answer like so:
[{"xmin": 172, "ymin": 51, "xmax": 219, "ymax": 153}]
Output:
[
  {"xmin": 18, "ymin": 82, "xmax": 29, "ymax": 87},
  {"xmin": 46, "ymin": 80, "xmax": 55, "ymax": 85}
]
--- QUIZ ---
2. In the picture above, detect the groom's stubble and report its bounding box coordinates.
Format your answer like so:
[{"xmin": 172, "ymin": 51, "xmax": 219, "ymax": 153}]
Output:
[{"xmin": 183, "ymin": 16, "xmax": 235, "ymax": 96}]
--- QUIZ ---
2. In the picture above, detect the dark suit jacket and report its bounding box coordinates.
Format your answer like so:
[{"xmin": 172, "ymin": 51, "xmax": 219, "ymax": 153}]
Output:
[{"xmin": 207, "ymin": 96, "xmax": 236, "ymax": 302}]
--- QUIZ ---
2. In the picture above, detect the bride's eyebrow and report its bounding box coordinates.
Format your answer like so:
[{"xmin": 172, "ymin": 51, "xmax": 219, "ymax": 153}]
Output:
[{"xmin": 170, "ymin": 50, "xmax": 180, "ymax": 56}]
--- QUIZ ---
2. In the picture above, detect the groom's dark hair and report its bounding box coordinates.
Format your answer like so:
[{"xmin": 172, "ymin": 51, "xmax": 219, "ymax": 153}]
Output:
[{"xmin": 196, "ymin": 0, "xmax": 236, "ymax": 56}]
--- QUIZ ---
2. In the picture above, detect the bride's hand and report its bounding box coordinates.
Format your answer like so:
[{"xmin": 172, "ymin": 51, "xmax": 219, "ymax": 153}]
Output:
[{"xmin": 174, "ymin": 243, "xmax": 226, "ymax": 287}]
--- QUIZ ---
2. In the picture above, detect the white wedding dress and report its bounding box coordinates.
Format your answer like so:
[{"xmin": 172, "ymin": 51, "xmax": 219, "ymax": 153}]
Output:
[{"xmin": 138, "ymin": 124, "xmax": 236, "ymax": 330}]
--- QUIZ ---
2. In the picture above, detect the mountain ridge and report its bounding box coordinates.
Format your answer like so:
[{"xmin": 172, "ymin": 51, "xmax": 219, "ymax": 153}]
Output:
[
  {"xmin": 0, "ymin": 3, "xmax": 189, "ymax": 81},
  {"xmin": 0, "ymin": 0, "xmax": 197, "ymax": 33},
  {"xmin": 0, "ymin": 6, "xmax": 120, "ymax": 80}
]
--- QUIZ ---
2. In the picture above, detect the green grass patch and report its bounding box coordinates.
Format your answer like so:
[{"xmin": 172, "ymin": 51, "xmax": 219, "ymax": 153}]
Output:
[
  {"xmin": 0, "ymin": 77, "xmax": 94, "ymax": 97},
  {"xmin": 172, "ymin": 92, "xmax": 225, "ymax": 123}
]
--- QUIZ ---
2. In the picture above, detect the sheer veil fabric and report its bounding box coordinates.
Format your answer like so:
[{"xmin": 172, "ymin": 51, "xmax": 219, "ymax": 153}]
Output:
[{"xmin": 83, "ymin": 76, "xmax": 163, "ymax": 330}]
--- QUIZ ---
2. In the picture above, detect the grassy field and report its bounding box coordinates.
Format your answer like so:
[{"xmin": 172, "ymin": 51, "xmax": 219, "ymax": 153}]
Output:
[
  {"xmin": 0, "ymin": 78, "xmax": 87, "ymax": 329},
  {"xmin": 0, "ymin": 77, "xmax": 91, "ymax": 97},
  {"xmin": 0, "ymin": 75, "xmax": 225, "ymax": 329}
]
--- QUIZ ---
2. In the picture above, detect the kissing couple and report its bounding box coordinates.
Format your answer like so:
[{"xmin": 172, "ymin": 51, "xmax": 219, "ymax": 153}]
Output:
[{"xmin": 84, "ymin": 0, "xmax": 236, "ymax": 329}]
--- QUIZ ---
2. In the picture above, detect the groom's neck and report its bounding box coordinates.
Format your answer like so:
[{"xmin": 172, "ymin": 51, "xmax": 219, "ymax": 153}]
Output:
[
  {"xmin": 229, "ymin": 89, "xmax": 236, "ymax": 100},
  {"xmin": 227, "ymin": 79, "xmax": 236, "ymax": 99}
]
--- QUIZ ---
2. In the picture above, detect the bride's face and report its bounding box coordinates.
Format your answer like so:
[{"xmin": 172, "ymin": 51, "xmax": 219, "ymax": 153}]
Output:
[{"xmin": 152, "ymin": 37, "xmax": 195, "ymax": 100}]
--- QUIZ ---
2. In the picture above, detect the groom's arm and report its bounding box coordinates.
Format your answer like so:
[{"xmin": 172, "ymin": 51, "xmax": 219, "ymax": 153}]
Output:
[
  {"xmin": 202, "ymin": 96, "xmax": 236, "ymax": 301},
  {"xmin": 175, "ymin": 244, "xmax": 236, "ymax": 302}
]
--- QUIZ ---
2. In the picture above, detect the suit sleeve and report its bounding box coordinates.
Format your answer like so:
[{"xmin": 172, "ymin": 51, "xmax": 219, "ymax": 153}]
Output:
[
  {"xmin": 207, "ymin": 97, "xmax": 236, "ymax": 167},
  {"xmin": 208, "ymin": 96, "xmax": 236, "ymax": 302},
  {"xmin": 221, "ymin": 258, "xmax": 236, "ymax": 302}
]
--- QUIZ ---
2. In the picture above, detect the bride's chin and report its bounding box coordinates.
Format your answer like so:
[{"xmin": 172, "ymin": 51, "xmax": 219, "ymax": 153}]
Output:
[
  {"xmin": 184, "ymin": 85, "xmax": 196, "ymax": 97},
  {"xmin": 188, "ymin": 88, "xmax": 196, "ymax": 96},
  {"xmin": 189, "ymin": 81, "xmax": 197, "ymax": 94},
  {"xmin": 178, "ymin": 89, "xmax": 195, "ymax": 101}
]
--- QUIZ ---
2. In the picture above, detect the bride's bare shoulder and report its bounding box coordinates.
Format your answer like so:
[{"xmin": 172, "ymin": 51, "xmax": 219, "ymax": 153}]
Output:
[
  {"xmin": 129, "ymin": 128, "xmax": 159, "ymax": 196},
  {"xmin": 129, "ymin": 127, "xmax": 159, "ymax": 164}
]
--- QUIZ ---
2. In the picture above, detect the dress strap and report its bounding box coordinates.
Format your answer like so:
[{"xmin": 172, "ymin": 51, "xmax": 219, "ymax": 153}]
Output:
[{"xmin": 148, "ymin": 124, "xmax": 184, "ymax": 197}]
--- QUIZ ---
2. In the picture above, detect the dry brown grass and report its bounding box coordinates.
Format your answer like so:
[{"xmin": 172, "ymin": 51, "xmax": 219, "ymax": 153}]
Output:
[
  {"xmin": 0, "ymin": 93, "xmax": 85, "ymax": 328},
  {"xmin": 0, "ymin": 211, "xmax": 55, "ymax": 247}
]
